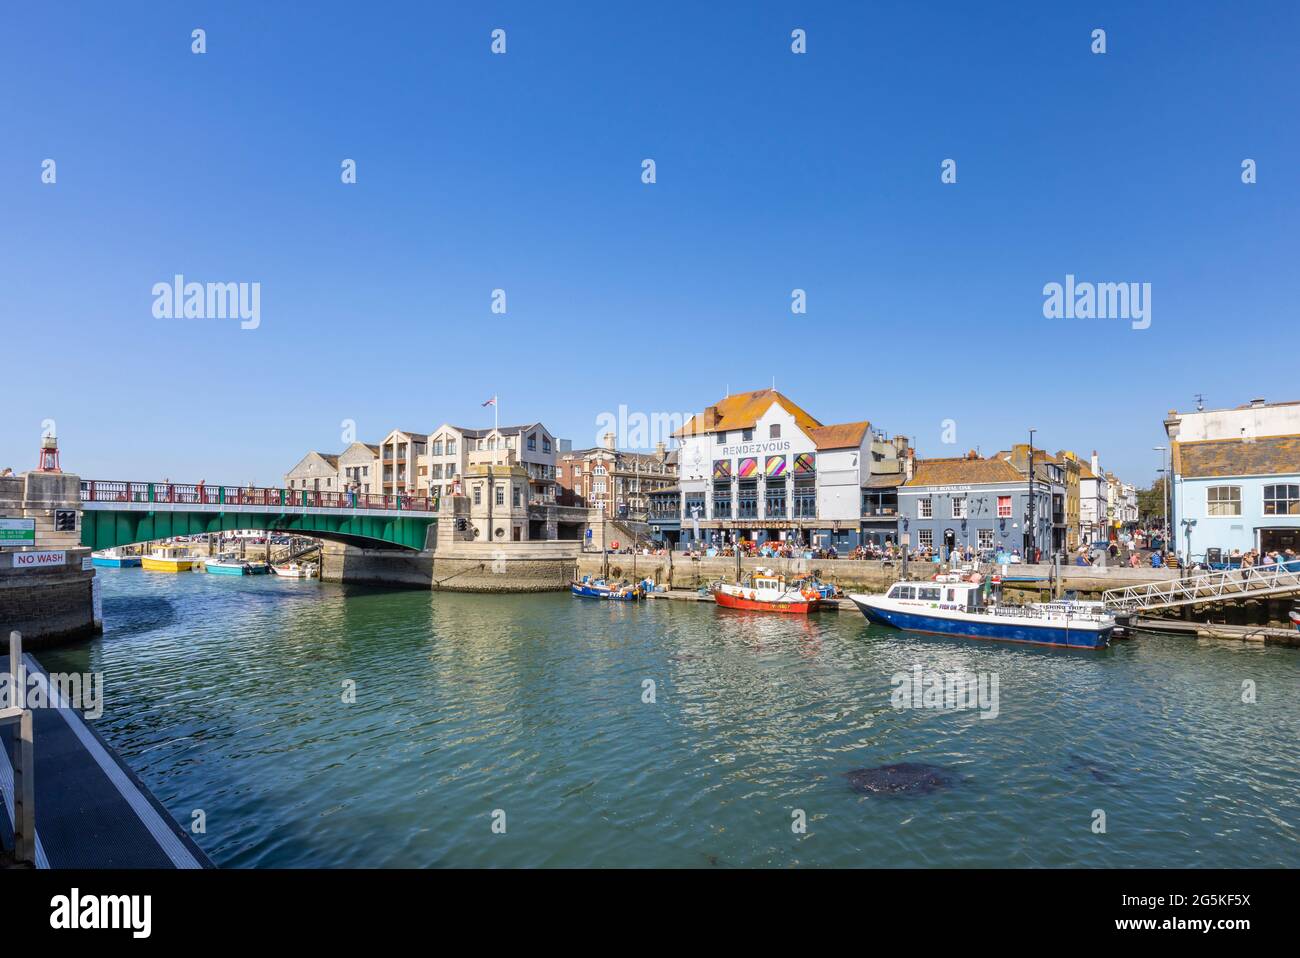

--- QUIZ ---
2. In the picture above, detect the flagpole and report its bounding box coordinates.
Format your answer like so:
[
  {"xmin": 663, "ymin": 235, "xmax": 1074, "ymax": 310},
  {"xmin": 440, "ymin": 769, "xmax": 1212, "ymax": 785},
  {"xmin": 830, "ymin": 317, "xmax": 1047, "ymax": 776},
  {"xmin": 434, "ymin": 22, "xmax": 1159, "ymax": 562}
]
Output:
[{"xmin": 494, "ymin": 395, "xmax": 498, "ymax": 431}]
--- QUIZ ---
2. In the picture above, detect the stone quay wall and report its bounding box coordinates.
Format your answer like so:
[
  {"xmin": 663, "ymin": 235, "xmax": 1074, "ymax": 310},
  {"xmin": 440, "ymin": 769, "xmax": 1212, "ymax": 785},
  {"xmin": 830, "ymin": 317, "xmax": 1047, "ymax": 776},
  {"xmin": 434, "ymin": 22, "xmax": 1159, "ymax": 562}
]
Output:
[
  {"xmin": 576, "ymin": 553, "xmax": 1179, "ymax": 598},
  {"xmin": 322, "ymin": 540, "xmax": 581, "ymax": 592},
  {"xmin": 0, "ymin": 471, "xmax": 99, "ymax": 649}
]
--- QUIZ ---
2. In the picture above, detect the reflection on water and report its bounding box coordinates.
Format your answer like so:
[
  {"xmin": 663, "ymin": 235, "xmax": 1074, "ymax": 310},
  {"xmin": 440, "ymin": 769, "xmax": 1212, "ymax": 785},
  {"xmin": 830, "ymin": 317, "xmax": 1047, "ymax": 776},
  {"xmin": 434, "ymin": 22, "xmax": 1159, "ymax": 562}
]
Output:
[{"xmin": 38, "ymin": 568, "xmax": 1300, "ymax": 868}]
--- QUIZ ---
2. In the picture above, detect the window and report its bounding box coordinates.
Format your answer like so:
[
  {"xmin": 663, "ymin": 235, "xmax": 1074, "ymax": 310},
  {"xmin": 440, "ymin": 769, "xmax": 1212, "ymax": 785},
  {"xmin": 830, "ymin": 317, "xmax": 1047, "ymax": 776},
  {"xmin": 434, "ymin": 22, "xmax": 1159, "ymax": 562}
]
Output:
[
  {"xmin": 918, "ymin": 497, "xmax": 933, "ymax": 519},
  {"xmin": 431, "ymin": 464, "xmax": 442, "ymax": 479},
  {"xmin": 793, "ymin": 480, "xmax": 816, "ymax": 518},
  {"xmin": 997, "ymin": 496, "xmax": 1012, "ymax": 518},
  {"xmin": 713, "ymin": 482, "xmax": 733, "ymax": 518},
  {"xmin": 543, "ymin": 438, "xmax": 551, "ymax": 453},
  {"xmin": 951, "ymin": 496, "xmax": 967, "ymax": 519},
  {"xmin": 433, "ymin": 440, "xmax": 443, "ymax": 455},
  {"xmin": 496, "ymin": 486, "xmax": 504, "ymax": 506},
  {"xmin": 766, "ymin": 485, "xmax": 787, "ymax": 518},
  {"xmin": 742, "ymin": 428, "xmax": 753, "ymax": 442},
  {"xmin": 1207, "ymin": 485, "xmax": 1242, "ymax": 516},
  {"xmin": 770, "ymin": 424, "xmax": 781, "ymax": 439},
  {"xmin": 593, "ymin": 479, "xmax": 606, "ymax": 494},
  {"xmin": 738, "ymin": 481, "xmax": 758, "ymax": 519},
  {"xmin": 917, "ymin": 529, "xmax": 934, "ymax": 549},
  {"xmin": 917, "ymin": 587, "xmax": 940, "ymax": 601},
  {"xmin": 528, "ymin": 434, "xmax": 537, "ymax": 451},
  {"xmin": 446, "ymin": 440, "xmax": 456, "ymax": 456},
  {"xmin": 716, "ymin": 431, "xmax": 727, "ymax": 444},
  {"xmin": 978, "ymin": 528, "xmax": 994, "ymax": 549},
  {"xmin": 513, "ymin": 487, "xmax": 521, "ymax": 507},
  {"xmin": 473, "ymin": 485, "xmax": 482, "ymax": 505},
  {"xmin": 1263, "ymin": 484, "xmax": 1300, "ymax": 516}
]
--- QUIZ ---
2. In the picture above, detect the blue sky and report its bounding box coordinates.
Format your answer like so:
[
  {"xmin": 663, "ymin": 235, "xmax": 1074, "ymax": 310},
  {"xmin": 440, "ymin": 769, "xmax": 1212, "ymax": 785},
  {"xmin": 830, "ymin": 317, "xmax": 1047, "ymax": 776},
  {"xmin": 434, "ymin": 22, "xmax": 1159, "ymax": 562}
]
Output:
[{"xmin": 2, "ymin": 1, "xmax": 1296, "ymax": 486}]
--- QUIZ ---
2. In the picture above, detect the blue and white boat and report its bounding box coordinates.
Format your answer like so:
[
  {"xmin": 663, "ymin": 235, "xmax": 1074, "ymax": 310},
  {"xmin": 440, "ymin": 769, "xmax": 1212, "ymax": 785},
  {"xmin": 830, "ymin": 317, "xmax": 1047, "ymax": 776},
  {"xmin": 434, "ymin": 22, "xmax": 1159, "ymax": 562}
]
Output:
[
  {"xmin": 204, "ymin": 555, "xmax": 252, "ymax": 576},
  {"xmin": 847, "ymin": 576, "xmax": 1114, "ymax": 650},
  {"xmin": 92, "ymin": 548, "xmax": 142, "ymax": 568},
  {"xmin": 571, "ymin": 575, "xmax": 644, "ymax": 601}
]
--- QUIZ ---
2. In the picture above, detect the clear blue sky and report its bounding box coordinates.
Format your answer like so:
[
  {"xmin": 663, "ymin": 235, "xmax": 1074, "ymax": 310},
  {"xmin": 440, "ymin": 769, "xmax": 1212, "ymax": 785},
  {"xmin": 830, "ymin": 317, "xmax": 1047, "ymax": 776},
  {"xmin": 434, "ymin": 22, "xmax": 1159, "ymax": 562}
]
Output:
[{"xmin": 2, "ymin": 1, "xmax": 1295, "ymax": 486}]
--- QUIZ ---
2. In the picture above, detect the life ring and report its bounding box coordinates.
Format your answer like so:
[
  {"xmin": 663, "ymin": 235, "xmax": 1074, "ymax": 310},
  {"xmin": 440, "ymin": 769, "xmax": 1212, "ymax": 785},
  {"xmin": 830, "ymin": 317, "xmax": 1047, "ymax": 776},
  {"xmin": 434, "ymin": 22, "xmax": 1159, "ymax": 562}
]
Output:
[{"xmin": 748, "ymin": 592, "xmax": 756, "ymax": 601}]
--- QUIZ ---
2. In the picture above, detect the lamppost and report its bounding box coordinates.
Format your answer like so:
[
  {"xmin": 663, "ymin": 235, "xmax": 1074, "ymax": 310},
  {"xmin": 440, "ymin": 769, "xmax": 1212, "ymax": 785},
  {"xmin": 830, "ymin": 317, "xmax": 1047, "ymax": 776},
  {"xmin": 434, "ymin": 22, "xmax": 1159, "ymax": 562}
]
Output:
[
  {"xmin": 1181, "ymin": 518, "xmax": 1197, "ymax": 577},
  {"xmin": 1153, "ymin": 446, "xmax": 1169, "ymax": 554},
  {"xmin": 1026, "ymin": 428, "xmax": 1037, "ymax": 560}
]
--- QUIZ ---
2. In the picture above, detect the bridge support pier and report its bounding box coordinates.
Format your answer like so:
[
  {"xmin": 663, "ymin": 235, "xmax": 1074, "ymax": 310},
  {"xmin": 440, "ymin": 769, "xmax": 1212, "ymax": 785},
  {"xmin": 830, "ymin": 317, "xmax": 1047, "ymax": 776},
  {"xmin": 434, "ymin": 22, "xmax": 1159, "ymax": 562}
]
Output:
[{"xmin": 0, "ymin": 470, "xmax": 98, "ymax": 649}]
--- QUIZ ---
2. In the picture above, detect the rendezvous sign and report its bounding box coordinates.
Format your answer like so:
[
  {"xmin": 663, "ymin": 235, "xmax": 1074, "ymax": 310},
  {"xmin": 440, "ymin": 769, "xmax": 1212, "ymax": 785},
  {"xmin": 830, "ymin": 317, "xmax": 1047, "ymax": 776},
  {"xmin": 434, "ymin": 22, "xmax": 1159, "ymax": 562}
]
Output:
[{"xmin": 0, "ymin": 518, "xmax": 36, "ymax": 548}]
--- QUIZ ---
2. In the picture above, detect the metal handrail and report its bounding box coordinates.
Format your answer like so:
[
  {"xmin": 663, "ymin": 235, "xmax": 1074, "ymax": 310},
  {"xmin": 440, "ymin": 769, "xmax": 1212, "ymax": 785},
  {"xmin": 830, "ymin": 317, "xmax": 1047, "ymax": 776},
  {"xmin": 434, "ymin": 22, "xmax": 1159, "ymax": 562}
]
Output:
[
  {"xmin": 1101, "ymin": 562, "xmax": 1300, "ymax": 611},
  {"xmin": 81, "ymin": 480, "xmax": 438, "ymax": 514}
]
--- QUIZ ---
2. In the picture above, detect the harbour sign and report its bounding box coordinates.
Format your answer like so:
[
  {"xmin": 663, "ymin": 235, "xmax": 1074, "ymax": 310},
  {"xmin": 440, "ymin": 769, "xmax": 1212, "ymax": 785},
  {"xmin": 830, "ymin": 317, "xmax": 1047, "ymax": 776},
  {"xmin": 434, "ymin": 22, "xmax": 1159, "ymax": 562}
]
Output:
[{"xmin": 13, "ymin": 550, "xmax": 66, "ymax": 568}]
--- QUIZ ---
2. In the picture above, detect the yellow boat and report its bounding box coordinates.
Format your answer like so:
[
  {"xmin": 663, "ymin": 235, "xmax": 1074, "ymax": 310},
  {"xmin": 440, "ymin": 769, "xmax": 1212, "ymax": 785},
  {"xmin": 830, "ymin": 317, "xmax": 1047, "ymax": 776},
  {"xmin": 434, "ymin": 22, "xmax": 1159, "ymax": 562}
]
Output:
[{"xmin": 142, "ymin": 545, "xmax": 197, "ymax": 573}]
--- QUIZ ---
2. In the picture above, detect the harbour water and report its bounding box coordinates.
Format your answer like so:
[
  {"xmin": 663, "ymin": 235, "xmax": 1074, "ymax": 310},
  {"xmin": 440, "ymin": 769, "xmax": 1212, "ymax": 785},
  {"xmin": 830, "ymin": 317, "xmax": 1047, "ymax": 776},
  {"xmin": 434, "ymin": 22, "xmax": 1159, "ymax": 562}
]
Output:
[{"xmin": 41, "ymin": 569, "xmax": 1300, "ymax": 868}]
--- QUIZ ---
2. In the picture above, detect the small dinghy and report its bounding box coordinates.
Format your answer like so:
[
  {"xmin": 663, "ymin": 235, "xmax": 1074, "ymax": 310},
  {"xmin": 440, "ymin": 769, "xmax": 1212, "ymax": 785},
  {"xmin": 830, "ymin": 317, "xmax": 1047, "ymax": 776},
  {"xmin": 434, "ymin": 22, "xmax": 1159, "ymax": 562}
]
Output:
[
  {"xmin": 273, "ymin": 562, "xmax": 319, "ymax": 579},
  {"xmin": 571, "ymin": 575, "xmax": 643, "ymax": 600}
]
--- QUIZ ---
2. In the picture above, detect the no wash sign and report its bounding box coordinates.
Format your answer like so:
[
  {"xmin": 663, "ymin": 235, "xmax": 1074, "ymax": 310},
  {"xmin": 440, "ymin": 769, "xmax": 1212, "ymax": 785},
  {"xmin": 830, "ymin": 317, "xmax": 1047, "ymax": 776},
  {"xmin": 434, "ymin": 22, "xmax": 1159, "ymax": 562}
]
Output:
[{"xmin": 12, "ymin": 550, "xmax": 66, "ymax": 568}]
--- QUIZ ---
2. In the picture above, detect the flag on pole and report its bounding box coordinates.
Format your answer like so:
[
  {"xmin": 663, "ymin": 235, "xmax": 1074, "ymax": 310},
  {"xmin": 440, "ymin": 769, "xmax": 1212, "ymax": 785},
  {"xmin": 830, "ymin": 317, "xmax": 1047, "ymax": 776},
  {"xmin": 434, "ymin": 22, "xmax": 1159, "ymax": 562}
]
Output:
[{"xmin": 481, "ymin": 397, "xmax": 496, "ymax": 407}]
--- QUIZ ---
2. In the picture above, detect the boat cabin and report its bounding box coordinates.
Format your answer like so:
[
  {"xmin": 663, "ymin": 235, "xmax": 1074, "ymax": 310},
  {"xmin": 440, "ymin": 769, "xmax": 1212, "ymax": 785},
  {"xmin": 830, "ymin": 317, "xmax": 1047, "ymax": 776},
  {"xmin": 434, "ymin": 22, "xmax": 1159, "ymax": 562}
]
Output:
[{"xmin": 885, "ymin": 580, "xmax": 985, "ymax": 612}]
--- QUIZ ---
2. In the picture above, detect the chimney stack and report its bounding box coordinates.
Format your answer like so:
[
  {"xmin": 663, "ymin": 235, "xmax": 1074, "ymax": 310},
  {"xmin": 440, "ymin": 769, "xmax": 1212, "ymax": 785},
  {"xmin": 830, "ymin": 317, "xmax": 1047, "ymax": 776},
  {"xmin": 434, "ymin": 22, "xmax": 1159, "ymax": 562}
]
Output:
[{"xmin": 602, "ymin": 432, "xmax": 616, "ymax": 451}]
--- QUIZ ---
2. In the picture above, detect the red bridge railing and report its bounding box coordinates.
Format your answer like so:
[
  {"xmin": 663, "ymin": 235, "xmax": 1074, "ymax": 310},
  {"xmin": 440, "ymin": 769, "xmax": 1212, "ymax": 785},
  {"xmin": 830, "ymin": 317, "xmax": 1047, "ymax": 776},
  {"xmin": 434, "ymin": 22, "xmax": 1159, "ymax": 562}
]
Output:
[{"xmin": 80, "ymin": 481, "xmax": 437, "ymax": 514}]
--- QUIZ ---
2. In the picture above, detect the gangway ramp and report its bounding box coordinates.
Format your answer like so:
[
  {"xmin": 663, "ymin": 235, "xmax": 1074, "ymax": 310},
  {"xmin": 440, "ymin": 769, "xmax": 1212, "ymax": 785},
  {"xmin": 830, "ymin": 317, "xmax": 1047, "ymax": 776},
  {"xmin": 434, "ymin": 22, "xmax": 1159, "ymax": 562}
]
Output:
[{"xmin": 1102, "ymin": 563, "xmax": 1300, "ymax": 613}]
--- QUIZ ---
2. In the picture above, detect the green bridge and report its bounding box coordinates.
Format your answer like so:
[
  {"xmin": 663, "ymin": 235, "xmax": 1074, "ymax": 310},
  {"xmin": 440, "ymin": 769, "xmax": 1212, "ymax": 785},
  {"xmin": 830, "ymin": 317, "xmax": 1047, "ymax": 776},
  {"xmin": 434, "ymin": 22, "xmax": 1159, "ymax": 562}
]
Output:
[{"xmin": 79, "ymin": 480, "xmax": 437, "ymax": 551}]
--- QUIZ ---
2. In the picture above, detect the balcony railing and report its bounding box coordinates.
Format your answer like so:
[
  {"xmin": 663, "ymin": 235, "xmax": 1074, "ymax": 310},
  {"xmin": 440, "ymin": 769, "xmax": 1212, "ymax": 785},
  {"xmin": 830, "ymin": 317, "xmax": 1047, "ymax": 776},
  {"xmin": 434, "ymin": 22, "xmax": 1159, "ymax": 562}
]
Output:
[{"xmin": 81, "ymin": 480, "xmax": 437, "ymax": 514}]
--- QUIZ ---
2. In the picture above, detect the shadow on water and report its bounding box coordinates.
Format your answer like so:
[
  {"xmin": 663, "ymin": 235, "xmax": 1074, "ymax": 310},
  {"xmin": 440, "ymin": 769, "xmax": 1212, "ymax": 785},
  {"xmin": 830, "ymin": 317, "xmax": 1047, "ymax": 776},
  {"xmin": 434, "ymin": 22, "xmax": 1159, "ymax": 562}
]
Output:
[
  {"xmin": 1064, "ymin": 754, "xmax": 1120, "ymax": 785},
  {"xmin": 99, "ymin": 595, "xmax": 176, "ymax": 639},
  {"xmin": 844, "ymin": 763, "xmax": 959, "ymax": 796}
]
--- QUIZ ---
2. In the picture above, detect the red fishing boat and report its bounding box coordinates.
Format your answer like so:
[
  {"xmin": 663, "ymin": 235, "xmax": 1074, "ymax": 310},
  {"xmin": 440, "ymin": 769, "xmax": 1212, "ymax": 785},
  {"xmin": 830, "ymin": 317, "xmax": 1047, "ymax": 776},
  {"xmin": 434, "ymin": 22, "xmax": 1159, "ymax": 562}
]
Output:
[{"xmin": 711, "ymin": 569, "xmax": 826, "ymax": 614}]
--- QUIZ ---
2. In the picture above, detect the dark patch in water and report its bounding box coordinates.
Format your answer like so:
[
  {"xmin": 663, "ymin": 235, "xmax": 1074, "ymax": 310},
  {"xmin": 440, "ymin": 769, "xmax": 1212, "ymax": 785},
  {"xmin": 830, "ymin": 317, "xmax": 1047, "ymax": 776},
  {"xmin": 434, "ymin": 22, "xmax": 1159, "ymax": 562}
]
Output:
[
  {"xmin": 669, "ymin": 654, "xmax": 699, "ymax": 663},
  {"xmin": 1065, "ymin": 754, "xmax": 1117, "ymax": 784},
  {"xmin": 844, "ymin": 763, "xmax": 957, "ymax": 795},
  {"xmin": 101, "ymin": 596, "xmax": 176, "ymax": 638}
]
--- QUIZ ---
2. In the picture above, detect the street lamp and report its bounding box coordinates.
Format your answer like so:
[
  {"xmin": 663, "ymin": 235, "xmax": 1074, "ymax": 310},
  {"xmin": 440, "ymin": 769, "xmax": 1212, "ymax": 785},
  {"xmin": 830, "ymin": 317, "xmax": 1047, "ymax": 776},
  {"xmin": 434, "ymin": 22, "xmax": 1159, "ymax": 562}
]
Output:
[
  {"xmin": 1026, "ymin": 428, "xmax": 1037, "ymax": 561},
  {"xmin": 1181, "ymin": 518, "xmax": 1197, "ymax": 576},
  {"xmin": 1153, "ymin": 446, "xmax": 1169, "ymax": 553}
]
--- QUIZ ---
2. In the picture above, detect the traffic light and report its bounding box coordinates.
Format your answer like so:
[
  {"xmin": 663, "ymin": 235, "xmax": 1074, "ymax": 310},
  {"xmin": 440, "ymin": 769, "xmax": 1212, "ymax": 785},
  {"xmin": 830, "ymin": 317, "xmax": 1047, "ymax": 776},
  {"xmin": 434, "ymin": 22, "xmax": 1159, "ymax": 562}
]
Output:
[{"xmin": 54, "ymin": 509, "xmax": 77, "ymax": 532}]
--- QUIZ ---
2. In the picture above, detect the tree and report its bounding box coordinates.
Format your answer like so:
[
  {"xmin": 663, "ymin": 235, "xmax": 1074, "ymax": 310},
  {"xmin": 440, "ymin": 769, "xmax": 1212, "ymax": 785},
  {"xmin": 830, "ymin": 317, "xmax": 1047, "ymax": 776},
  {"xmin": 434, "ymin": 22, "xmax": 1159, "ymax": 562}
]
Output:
[{"xmin": 1136, "ymin": 476, "xmax": 1169, "ymax": 525}]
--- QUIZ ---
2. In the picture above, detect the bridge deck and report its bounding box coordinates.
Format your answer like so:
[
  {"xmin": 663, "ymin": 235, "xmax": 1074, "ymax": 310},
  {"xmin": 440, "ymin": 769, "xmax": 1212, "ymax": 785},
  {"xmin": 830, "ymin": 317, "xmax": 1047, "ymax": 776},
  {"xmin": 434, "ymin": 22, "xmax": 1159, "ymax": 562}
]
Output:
[{"xmin": 0, "ymin": 653, "xmax": 212, "ymax": 869}]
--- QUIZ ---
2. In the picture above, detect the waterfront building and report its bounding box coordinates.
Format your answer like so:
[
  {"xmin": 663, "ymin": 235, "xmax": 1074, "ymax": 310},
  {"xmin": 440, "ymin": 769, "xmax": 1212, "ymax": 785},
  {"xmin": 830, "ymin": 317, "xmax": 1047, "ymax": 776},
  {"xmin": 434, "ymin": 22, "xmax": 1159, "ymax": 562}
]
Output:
[
  {"xmin": 995, "ymin": 444, "xmax": 1069, "ymax": 554},
  {"xmin": 461, "ymin": 435, "xmax": 586, "ymax": 541},
  {"xmin": 377, "ymin": 428, "xmax": 428, "ymax": 497},
  {"xmin": 1170, "ymin": 434, "xmax": 1300, "ymax": 561},
  {"xmin": 338, "ymin": 441, "xmax": 380, "ymax": 494},
  {"xmin": 670, "ymin": 388, "xmax": 906, "ymax": 552},
  {"xmin": 284, "ymin": 451, "xmax": 341, "ymax": 492},
  {"xmin": 902, "ymin": 452, "xmax": 1055, "ymax": 559},
  {"xmin": 1166, "ymin": 397, "xmax": 1300, "ymax": 561},
  {"xmin": 557, "ymin": 434, "xmax": 678, "ymax": 519},
  {"xmin": 647, "ymin": 485, "xmax": 682, "ymax": 546},
  {"xmin": 1078, "ymin": 452, "xmax": 1110, "ymax": 545}
]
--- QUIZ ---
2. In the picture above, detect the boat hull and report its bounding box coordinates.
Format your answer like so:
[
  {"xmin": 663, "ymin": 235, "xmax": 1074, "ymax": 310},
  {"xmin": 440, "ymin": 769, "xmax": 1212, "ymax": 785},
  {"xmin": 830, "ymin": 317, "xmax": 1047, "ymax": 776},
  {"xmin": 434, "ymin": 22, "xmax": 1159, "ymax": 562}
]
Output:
[
  {"xmin": 142, "ymin": 557, "xmax": 194, "ymax": 573},
  {"xmin": 205, "ymin": 563, "xmax": 248, "ymax": 575},
  {"xmin": 92, "ymin": 556, "xmax": 141, "ymax": 568},
  {"xmin": 571, "ymin": 584, "xmax": 641, "ymax": 600},
  {"xmin": 849, "ymin": 596, "xmax": 1110, "ymax": 649},
  {"xmin": 713, "ymin": 589, "xmax": 822, "ymax": 614}
]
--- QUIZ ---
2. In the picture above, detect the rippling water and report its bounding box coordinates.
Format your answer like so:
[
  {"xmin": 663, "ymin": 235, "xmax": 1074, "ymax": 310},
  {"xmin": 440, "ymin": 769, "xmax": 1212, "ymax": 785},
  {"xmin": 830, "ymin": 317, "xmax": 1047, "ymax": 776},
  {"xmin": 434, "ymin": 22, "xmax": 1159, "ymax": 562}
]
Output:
[{"xmin": 39, "ymin": 568, "xmax": 1300, "ymax": 867}]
